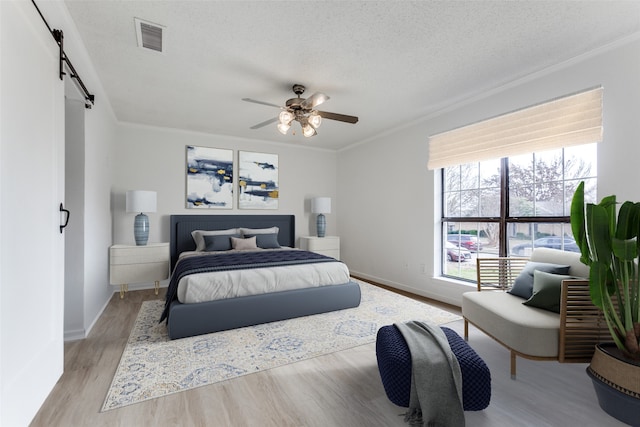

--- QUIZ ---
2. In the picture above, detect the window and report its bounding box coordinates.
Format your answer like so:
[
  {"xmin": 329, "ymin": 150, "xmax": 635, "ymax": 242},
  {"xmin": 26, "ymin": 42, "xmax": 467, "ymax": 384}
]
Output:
[
  {"xmin": 430, "ymin": 88, "xmax": 602, "ymax": 282},
  {"xmin": 441, "ymin": 144, "xmax": 597, "ymax": 281}
]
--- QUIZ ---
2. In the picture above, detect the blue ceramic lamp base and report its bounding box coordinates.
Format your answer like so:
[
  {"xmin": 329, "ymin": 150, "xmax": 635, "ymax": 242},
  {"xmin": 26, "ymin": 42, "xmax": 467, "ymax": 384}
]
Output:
[
  {"xmin": 134, "ymin": 213, "xmax": 149, "ymax": 246},
  {"xmin": 316, "ymin": 213, "xmax": 326, "ymax": 238}
]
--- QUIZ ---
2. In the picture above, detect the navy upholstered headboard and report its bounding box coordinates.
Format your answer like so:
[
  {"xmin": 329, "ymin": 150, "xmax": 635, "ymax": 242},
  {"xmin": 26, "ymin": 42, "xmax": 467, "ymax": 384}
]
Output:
[{"xmin": 169, "ymin": 214, "xmax": 295, "ymax": 269}]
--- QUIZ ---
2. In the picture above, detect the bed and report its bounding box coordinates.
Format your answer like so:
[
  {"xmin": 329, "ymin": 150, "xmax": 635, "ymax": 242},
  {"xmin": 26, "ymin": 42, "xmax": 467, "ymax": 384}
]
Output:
[{"xmin": 163, "ymin": 214, "xmax": 361, "ymax": 339}]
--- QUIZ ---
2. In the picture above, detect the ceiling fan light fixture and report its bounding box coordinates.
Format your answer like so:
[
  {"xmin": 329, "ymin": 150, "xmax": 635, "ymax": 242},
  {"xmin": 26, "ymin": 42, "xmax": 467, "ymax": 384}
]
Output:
[
  {"xmin": 243, "ymin": 84, "xmax": 358, "ymax": 138},
  {"xmin": 278, "ymin": 110, "xmax": 294, "ymax": 125},
  {"xmin": 302, "ymin": 122, "xmax": 317, "ymax": 138},
  {"xmin": 308, "ymin": 111, "xmax": 322, "ymax": 129},
  {"xmin": 277, "ymin": 122, "xmax": 291, "ymax": 135}
]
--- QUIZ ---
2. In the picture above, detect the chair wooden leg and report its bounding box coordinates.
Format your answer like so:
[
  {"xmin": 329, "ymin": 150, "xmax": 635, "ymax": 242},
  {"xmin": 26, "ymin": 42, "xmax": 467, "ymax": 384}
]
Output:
[
  {"xmin": 464, "ymin": 319, "xmax": 469, "ymax": 340},
  {"xmin": 510, "ymin": 351, "xmax": 517, "ymax": 380}
]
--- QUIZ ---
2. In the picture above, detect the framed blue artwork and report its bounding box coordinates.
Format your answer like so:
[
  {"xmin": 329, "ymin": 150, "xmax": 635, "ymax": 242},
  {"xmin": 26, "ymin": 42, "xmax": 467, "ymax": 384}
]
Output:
[
  {"xmin": 238, "ymin": 151, "xmax": 279, "ymax": 209},
  {"xmin": 186, "ymin": 145, "xmax": 233, "ymax": 209}
]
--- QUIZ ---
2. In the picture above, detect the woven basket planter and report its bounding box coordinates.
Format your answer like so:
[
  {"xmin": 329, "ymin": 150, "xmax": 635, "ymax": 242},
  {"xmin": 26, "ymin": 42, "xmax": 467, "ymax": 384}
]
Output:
[{"xmin": 587, "ymin": 343, "xmax": 640, "ymax": 426}]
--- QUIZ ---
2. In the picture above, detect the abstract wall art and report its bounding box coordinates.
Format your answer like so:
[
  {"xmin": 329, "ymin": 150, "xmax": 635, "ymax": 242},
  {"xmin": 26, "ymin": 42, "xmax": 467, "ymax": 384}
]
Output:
[
  {"xmin": 186, "ymin": 145, "xmax": 233, "ymax": 209},
  {"xmin": 238, "ymin": 151, "xmax": 279, "ymax": 209}
]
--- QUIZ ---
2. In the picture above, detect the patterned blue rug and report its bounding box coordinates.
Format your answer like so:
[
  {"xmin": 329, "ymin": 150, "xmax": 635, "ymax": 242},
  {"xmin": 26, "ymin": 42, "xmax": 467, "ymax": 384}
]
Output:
[{"xmin": 102, "ymin": 280, "xmax": 460, "ymax": 411}]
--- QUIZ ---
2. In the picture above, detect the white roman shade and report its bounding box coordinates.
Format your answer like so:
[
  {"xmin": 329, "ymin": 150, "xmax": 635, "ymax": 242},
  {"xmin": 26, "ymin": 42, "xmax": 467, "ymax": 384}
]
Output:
[{"xmin": 427, "ymin": 87, "xmax": 603, "ymax": 170}]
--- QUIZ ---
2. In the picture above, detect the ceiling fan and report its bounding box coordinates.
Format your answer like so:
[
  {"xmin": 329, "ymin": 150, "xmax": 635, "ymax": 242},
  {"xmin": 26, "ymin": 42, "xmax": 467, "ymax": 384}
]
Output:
[{"xmin": 242, "ymin": 84, "xmax": 358, "ymax": 137}]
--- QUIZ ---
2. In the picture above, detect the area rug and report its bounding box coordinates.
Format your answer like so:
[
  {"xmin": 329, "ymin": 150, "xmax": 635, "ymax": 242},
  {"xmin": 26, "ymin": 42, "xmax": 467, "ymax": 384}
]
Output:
[{"xmin": 102, "ymin": 280, "xmax": 460, "ymax": 411}]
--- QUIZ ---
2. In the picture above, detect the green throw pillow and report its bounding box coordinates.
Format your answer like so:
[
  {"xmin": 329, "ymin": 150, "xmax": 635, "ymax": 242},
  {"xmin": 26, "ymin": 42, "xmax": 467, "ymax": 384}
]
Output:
[
  {"xmin": 522, "ymin": 270, "xmax": 575, "ymax": 313},
  {"xmin": 508, "ymin": 262, "xmax": 571, "ymax": 299}
]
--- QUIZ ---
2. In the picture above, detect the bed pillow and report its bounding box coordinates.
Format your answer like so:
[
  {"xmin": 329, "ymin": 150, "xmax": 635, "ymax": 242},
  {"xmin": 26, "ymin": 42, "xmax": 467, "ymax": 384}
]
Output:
[
  {"xmin": 191, "ymin": 228, "xmax": 240, "ymax": 251},
  {"xmin": 231, "ymin": 236, "xmax": 258, "ymax": 250},
  {"xmin": 244, "ymin": 233, "xmax": 280, "ymax": 249},
  {"xmin": 522, "ymin": 270, "xmax": 576, "ymax": 313},
  {"xmin": 239, "ymin": 226, "xmax": 279, "ymax": 236},
  {"xmin": 508, "ymin": 262, "xmax": 571, "ymax": 299},
  {"xmin": 203, "ymin": 233, "xmax": 241, "ymax": 251}
]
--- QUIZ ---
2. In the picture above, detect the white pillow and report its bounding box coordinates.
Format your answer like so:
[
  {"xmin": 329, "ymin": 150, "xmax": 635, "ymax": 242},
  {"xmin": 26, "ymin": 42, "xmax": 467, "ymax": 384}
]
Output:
[
  {"xmin": 231, "ymin": 236, "xmax": 258, "ymax": 250},
  {"xmin": 191, "ymin": 228, "xmax": 240, "ymax": 251},
  {"xmin": 239, "ymin": 226, "xmax": 279, "ymax": 236}
]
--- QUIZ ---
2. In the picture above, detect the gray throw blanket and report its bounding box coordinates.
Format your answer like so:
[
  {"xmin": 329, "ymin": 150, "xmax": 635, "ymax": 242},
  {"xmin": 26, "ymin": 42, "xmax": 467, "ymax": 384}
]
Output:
[{"xmin": 395, "ymin": 321, "xmax": 465, "ymax": 427}]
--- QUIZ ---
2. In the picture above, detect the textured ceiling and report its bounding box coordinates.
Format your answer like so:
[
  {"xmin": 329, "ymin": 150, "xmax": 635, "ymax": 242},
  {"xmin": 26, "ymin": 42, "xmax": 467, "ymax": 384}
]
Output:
[{"xmin": 64, "ymin": 1, "xmax": 640, "ymax": 150}]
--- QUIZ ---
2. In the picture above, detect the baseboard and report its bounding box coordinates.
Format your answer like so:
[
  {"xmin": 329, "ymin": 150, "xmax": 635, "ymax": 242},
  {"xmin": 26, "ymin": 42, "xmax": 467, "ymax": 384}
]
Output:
[
  {"xmin": 83, "ymin": 295, "xmax": 112, "ymax": 339},
  {"xmin": 64, "ymin": 328, "xmax": 86, "ymax": 342},
  {"xmin": 64, "ymin": 291, "xmax": 112, "ymax": 342},
  {"xmin": 350, "ymin": 270, "xmax": 461, "ymax": 309}
]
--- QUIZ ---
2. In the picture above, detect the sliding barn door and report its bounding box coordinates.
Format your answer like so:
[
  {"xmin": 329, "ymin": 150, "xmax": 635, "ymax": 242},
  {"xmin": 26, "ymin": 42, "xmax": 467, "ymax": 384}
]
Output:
[{"xmin": 0, "ymin": 2, "xmax": 65, "ymax": 425}]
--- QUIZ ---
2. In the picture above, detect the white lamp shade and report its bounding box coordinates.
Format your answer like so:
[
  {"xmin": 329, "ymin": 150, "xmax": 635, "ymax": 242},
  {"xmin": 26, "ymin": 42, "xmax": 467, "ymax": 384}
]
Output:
[
  {"xmin": 126, "ymin": 190, "xmax": 157, "ymax": 213},
  {"xmin": 311, "ymin": 197, "xmax": 331, "ymax": 214}
]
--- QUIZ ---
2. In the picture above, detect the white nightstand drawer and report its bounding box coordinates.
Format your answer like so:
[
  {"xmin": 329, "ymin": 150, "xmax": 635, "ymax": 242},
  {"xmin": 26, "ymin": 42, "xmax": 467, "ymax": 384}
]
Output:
[
  {"xmin": 304, "ymin": 236, "xmax": 339, "ymax": 251},
  {"xmin": 110, "ymin": 243, "xmax": 169, "ymax": 265},
  {"xmin": 109, "ymin": 262, "xmax": 169, "ymax": 285}
]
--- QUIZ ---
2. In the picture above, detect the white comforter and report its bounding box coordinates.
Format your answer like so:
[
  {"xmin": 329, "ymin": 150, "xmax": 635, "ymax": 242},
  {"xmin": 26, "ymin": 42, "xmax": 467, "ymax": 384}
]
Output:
[{"xmin": 176, "ymin": 249, "xmax": 351, "ymax": 304}]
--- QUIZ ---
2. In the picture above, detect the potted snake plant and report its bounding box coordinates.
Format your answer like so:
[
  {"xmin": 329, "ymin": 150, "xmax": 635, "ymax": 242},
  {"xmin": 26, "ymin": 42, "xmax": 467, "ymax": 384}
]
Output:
[{"xmin": 570, "ymin": 181, "xmax": 640, "ymax": 425}]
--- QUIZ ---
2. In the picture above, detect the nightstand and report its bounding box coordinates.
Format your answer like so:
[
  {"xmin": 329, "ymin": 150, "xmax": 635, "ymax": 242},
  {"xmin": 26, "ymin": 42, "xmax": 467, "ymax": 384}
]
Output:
[
  {"xmin": 300, "ymin": 236, "xmax": 340, "ymax": 260},
  {"xmin": 109, "ymin": 243, "xmax": 170, "ymax": 298}
]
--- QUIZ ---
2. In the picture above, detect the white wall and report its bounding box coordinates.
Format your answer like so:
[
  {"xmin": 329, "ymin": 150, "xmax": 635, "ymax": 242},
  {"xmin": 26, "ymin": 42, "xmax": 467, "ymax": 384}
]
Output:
[
  {"xmin": 338, "ymin": 35, "xmax": 640, "ymax": 306},
  {"xmin": 111, "ymin": 123, "xmax": 338, "ymax": 290},
  {"xmin": 82, "ymin": 90, "xmax": 116, "ymax": 338}
]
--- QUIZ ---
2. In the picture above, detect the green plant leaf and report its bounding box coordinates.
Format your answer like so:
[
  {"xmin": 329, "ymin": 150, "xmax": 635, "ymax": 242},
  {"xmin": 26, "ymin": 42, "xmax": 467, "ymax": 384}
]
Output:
[
  {"xmin": 616, "ymin": 201, "xmax": 639, "ymax": 240},
  {"xmin": 586, "ymin": 203, "xmax": 612, "ymax": 266},
  {"xmin": 589, "ymin": 261, "xmax": 609, "ymax": 309},
  {"xmin": 635, "ymin": 203, "xmax": 640, "ymax": 255},
  {"xmin": 612, "ymin": 237, "xmax": 638, "ymax": 261},
  {"xmin": 570, "ymin": 181, "xmax": 589, "ymax": 262},
  {"xmin": 599, "ymin": 195, "xmax": 617, "ymax": 238}
]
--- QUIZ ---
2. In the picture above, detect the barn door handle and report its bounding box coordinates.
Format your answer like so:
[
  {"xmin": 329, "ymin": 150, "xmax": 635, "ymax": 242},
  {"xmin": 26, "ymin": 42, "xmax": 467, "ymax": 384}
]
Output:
[{"xmin": 59, "ymin": 203, "xmax": 70, "ymax": 234}]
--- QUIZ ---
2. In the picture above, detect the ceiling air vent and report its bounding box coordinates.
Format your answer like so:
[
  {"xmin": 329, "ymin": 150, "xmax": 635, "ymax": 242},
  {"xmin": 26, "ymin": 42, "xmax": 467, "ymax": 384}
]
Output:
[{"xmin": 134, "ymin": 18, "xmax": 165, "ymax": 53}]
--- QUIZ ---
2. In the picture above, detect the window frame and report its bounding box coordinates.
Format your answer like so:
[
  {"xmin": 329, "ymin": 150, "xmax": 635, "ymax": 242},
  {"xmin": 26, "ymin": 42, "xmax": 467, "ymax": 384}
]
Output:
[{"xmin": 441, "ymin": 154, "xmax": 584, "ymax": 281}]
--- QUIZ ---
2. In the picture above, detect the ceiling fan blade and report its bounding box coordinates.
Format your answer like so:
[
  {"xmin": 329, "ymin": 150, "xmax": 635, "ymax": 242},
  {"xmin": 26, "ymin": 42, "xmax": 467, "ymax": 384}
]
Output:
[
  {"xmin": 301, "ymin": 92, "xmax": 330, "ymax": 110},
  {"xmin": 250, "ymin": 117, "xmax": 278, "ymax": 129},
  {"xmin": 242, "ymin": 98, "xmax": 283, "ymax": 109},
  {"xmin": 317, "ymin": 111, "xmax": 359, "ymax": 124}
]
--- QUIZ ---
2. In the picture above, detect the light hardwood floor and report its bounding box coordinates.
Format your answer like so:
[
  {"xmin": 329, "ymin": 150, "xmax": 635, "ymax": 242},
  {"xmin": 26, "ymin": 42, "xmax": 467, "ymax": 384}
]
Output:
[{"xmin": 30, "ymin": 285, "xmax": 625, "ymax": 427}]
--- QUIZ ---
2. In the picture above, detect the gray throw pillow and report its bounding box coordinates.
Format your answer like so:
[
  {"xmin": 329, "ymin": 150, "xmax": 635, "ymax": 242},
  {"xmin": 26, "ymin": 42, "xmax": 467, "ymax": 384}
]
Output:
[
  {"xmin": 244, "ymin": 233, "xmax": 281, "ymax": 249},
  {"xmin": 508, "ymin": 262, "xmax": 571, "ymax": 299},
  {"xmin": 522, "ymin": 270, "xmax": 575, "ymax": 313},
  {"xmin": 192, "ymin": 228, "xmax": 240, "ymax": 251},
  {"xmin": 203, "ymin": 233, "xmax": 241, "ymax": 251}
]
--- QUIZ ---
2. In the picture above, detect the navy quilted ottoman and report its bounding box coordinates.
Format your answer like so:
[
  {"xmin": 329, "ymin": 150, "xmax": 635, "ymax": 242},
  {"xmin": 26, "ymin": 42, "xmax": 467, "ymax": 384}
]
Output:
[{"xmin": 376, "ymin": 325, "xmax": 491, "ymax": 411}]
